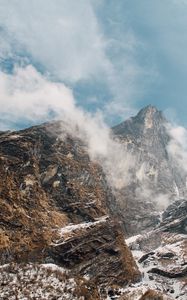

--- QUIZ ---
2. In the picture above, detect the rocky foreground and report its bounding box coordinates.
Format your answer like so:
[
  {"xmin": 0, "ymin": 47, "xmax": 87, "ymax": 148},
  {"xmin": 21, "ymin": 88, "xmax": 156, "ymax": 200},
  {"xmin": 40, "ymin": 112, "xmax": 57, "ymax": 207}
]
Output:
[{"xmin": 126, "ymin": 199, "xmax": 187, "ymax": 299}]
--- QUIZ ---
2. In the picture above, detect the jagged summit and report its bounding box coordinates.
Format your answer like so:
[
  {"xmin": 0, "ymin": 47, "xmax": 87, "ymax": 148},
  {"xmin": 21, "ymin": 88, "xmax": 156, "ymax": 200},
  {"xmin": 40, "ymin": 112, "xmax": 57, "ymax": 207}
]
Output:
[
  {"xmin": 137, "ymin": 104, "xmax": 158, "ymax": 115},
  {"xmin": 112, "ymin": 105, "xmax": 167, "ymax": 138},
  {"xmin": 136, "ymin": 104, "xmax": 164, "ymax": 121},
  {"xmin": 111, "ymin": 105, "xmax": 187, "ymax": 236}
]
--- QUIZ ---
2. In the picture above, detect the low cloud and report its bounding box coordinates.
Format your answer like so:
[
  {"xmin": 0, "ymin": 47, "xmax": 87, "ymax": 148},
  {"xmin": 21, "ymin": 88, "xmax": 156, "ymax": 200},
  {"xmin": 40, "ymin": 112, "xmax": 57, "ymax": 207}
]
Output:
[
  {"xmin": 0, "ymin": 65, "xmax": 75, "ymax": 129},
  {"xmin": 0, "ymin": 0, "xmax": 110, "ymax": 83},
  {"xmin": 135, "ymin": 184, "xmax": 171, "ymax": 210},
  {"xmin": 1, "ymin": 65, "xmax": 186, "ymax": 213},
  {"xmin": 0, "ymin": 65, "xmax": 135, "ymax": 190},
  {"xmin": 0, "ymin": 0, "xmax": 145, "ymax": 122},
  {"xmin": 167, "ymin": 125, "xmax": 187, "ymax": 173}
]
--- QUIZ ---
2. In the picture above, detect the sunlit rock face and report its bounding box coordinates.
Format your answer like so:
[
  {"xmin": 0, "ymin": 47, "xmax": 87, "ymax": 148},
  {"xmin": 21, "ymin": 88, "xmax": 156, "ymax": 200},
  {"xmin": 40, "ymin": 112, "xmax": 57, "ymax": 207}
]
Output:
[
  {"xmin": 0, "ymin": 121, "xmax": 140, "ymax": 297},
  {"xmin": 112, "ymin": 105, "xmax": 187, "ymax": 235}
]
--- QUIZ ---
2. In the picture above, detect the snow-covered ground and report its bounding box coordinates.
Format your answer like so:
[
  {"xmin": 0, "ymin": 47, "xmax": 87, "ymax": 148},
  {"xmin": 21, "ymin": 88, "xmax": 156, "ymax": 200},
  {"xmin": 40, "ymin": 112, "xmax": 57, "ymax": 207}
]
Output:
[
  {"xmin": 0, "ymin": 263, "xmax": 87, "ymax": 300},
  {"xmin": 59, "ymin": 215, "xmax": 109, "ymax": 235},
  {"xmin": 124, "ymin": 232, "xmax": 187, "ymax": 300},
  {"xmin": 52, "ymin": 215, "xmax": 109, "ymax": 246}
]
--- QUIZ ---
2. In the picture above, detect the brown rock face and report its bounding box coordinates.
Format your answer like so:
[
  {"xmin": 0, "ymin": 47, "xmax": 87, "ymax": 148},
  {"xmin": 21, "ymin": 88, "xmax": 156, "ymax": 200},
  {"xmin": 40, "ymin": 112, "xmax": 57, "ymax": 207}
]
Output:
[
  {"xmin": 139, "ymin": 290, "xmax": 165, "ymax": 300},
  {"xmin": 49, "ymin": 220, "xmax": 139, "ymax": 286},
  {"xmin": 0, "ymin": 122, "xmax": 140, "ymax": 290}
]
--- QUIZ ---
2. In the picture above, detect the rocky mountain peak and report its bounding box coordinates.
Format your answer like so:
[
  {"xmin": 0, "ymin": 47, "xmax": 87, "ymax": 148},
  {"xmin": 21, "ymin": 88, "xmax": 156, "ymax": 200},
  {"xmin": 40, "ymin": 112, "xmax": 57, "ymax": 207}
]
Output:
[
  {"xmin": 137, "ymin": 104, "xmax": 158, "ymax": 117},
  {"xmin": 136, "ymin": 105, "xmax": 165, "ymax": 128},
  {"xmin": 112, "ymin": 105, "xmax": 187, "ymax": 236},
  {"xmin": 112, "ymin": 105, "xmax": 167, "ymax": 139}
]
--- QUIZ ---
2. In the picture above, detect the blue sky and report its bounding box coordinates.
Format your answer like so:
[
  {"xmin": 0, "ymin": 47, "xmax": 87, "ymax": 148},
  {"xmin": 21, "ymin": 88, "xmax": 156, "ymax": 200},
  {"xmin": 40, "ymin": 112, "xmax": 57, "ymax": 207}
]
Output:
[{"xmin": 0, "ymin": 0, "xmax": 187, "ymax": 129}]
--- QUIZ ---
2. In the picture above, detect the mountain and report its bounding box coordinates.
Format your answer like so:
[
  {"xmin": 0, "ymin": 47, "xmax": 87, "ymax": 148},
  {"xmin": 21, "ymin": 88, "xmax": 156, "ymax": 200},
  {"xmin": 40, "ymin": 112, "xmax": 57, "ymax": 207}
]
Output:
[
  {"xmin": 113, "ymin": 105, "xmax": 186, "ymax": 199},
  {"xmin": 0, "ymin": 106, "xmax": 186, "ymax": 299},
  {"xmin": 0, "ymin": 122, "xmax": 140, "ymax": 299},
  {"xmin": 112, "ymin": 105, "xmax": 187, "ymax": 235}
]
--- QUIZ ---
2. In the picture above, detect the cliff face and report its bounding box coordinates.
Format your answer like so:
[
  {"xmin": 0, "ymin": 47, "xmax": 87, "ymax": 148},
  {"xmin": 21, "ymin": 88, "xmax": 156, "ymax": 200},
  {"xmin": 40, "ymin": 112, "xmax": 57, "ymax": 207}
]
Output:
[
  {"xmin": 0, "ymin": 121, "xmax": 140, "ymax": 295},
  {"xmin": 112, "ymin": 105, "xmax": 187, "ymax": 235},
  {"xmin": 113, "ymin": 105, "xmax": 187, "ymax": 199}
]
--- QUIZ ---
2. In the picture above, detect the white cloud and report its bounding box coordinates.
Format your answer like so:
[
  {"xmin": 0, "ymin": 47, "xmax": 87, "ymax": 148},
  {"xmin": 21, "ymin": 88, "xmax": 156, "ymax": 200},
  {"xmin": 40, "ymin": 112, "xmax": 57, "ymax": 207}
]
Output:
[
  {"xmin": 0, "ymin": 65, "xmax": 75, "ymax": 129},
  {"xmin": 0, "ymin": 0, "xmax": 145, "ymax": 121},
  {"xmin": 0, "ymin": 0, "xmax": 110, "ymax": 82},
  {"xmin": 135, "ymin": 184, "xmax": 170, "ymax": 210},
  {"xmin": 0, "ymin": 65, "xmax": 135, "ymax": 189},
  {"xmin": 167, "ymin": 125, "xmax": 187, "ymax": 173}
]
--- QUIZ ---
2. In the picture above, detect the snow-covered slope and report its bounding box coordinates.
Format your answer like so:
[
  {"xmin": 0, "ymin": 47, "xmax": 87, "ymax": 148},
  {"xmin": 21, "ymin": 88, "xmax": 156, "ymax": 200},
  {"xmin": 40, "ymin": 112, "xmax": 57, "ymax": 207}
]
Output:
[{"xmin": 125, "ymin": 199, "xmax": 187, "ymax": 299}]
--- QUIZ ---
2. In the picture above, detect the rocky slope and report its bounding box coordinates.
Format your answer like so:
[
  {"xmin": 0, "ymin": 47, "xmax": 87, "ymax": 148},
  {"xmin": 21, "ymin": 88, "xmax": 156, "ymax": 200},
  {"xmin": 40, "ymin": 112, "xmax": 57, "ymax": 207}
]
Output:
[
  {"xmin": 112, "ymin": 105, "xmax": 187, "ymax": 235},
  {"xmin": 0, "ymin": 106, "xmax": 186, "ymax": 299},
  {"xmin": 126, "ymin": 198, "xmax": 187, "ymax": 300},
  {"xmin": 0, "ymin": 121, "xmax": 140, "ymax": 298},
  {"xmin": 0, "ymin": 263, "xmax": 100, "ymax": 300}
]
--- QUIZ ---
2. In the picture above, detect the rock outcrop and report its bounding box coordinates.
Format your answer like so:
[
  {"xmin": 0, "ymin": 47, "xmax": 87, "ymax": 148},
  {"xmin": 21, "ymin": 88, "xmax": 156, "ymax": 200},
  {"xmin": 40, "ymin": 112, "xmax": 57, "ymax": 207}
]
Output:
[
  {"xmin": 126, "ymin": 199, "xmax": 187, "ymax": 300},
  {"xmin": 161, "ymin": 199, "xmax": 187, "ymax": 234},
  {"xmin": 0, "ymin": 121, "xmax": 140, "ymax": 296}
]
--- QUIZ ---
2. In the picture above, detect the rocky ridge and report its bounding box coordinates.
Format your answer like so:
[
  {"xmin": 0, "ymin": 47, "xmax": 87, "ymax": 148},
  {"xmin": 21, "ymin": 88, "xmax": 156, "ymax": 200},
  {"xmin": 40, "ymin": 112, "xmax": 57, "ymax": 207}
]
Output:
[
  {"xmin": 0, "ymin": 121, "xmax": 140, "ymax": 298},
  {"xmin": 112, "ymin": 105, "xmax": 187, "ymax": 235}
]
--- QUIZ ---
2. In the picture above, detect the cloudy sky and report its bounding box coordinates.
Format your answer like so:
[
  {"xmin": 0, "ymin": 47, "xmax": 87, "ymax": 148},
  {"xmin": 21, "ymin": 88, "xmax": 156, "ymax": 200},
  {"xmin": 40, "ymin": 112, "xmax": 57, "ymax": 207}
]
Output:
[{"xmin": 0, "ymin": 0, "xmax": 187, "ymax": 130}]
